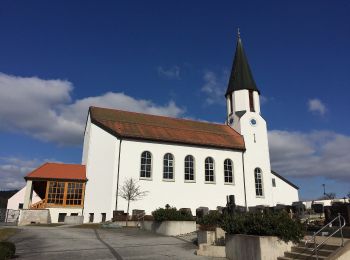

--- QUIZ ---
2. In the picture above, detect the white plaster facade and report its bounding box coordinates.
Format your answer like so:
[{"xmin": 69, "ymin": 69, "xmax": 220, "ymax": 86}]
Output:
[{"xmin": 7, "ymin": 187, "xmax": 41, "ymax": 210}]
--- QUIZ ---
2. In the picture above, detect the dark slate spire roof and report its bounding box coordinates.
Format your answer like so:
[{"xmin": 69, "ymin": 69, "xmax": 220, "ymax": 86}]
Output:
[{"xmin": 225, "ymin": 34, "xmax": 260, "ymax": 96}]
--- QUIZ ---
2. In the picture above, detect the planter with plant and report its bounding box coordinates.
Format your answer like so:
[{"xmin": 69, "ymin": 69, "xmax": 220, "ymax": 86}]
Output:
[{"xmin": 221, "ymin": 211, "xmax": 305, "ymax": 260}]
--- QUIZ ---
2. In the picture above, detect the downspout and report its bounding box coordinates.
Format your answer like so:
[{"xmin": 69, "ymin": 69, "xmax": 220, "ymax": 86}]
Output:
[
  {"xmin": 241, "ymin": 151, "xmax": 248, "ymax": 211},
  {"xmin": 115, "ymin": 139, "xmax": 123, "ymax": 211}
]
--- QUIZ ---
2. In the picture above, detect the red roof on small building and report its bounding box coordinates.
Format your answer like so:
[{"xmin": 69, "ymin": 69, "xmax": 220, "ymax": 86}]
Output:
[
  {"xmin": 25, "ymin": 163, "xmax": 86, "ymax": 181},
  {"xmin": 89, "ymin": 106, "xmax": 246, "ymax": 151}
]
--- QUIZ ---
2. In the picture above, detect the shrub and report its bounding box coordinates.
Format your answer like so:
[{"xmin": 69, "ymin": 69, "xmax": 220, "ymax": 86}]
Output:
[
  {"xmin": 0, "ymin": 241, "xmax": 16, "ymax": 260},
  {"xmin": 197, "ymin": 211, "xmax": 222, "ymax": 230},
  {"xmin": 152, "ymin": 206, "xmax": 193, "ymax": 221},
  {"xmin": 220, "ymin": 212, "xmax": 305, "ymax": 243}
]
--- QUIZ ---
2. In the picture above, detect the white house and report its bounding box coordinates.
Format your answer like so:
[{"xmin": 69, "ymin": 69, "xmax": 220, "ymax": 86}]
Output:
[
  {"xmin": 22, "ymin": 35, "xmax": 299, "ymax": 223},
  {"xmin": 7, "ymin": 187, "xmax": 41, "ymax": 210}
]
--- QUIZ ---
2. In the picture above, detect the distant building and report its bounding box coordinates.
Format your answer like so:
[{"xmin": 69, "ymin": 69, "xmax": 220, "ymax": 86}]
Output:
[{"xmin": 22, "ymin": 35, "xmax": 299, "ymax": 223}]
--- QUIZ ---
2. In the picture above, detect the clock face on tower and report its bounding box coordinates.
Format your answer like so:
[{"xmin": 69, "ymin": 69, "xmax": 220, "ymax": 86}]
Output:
[{"xmin": 250, "ymin": 118, "xmax": 257, "ymax": 126}]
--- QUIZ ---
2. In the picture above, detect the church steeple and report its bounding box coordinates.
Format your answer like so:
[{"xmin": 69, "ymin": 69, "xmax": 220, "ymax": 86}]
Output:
[{"xmin": 225, "ymin": 30, "xmax": 259, "ymax": 97}]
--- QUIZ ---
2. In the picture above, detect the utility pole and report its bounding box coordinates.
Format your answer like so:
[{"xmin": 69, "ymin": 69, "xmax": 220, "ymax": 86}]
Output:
[{"xmin": 322, "ymin": 184, "xmax": 326, "ymax": 196}]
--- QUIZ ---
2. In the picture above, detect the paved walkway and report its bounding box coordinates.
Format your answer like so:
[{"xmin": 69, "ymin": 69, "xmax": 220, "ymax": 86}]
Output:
[{"xmin": 9, "ymin": 226, "xmax": 225, "ymax": 259}]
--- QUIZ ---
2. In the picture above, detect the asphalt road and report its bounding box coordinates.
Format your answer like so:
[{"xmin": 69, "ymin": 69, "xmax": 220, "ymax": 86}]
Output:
[{"xmin": 9, "ymin": 226, "xmax": 224, "ymax": 260}]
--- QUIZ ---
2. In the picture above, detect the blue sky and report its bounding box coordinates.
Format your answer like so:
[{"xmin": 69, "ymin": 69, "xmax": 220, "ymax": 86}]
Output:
[{"xmin": 0, "ymin": 0, "xmax": 349, "ymax": 200}]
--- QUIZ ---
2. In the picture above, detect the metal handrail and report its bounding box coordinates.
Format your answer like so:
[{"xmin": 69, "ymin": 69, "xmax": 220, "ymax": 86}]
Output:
[{"xmin": 305, "ymin": 213, "xmax": 346, "ymax": 260}]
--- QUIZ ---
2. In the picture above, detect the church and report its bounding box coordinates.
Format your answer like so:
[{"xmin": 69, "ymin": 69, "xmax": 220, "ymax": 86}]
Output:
[{"xmin": 20, "ymin": 35, "xmax": 299, "ymax": 223}]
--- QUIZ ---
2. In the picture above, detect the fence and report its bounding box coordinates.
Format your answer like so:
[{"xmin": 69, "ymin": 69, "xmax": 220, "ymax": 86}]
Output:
[{"xmin": 0, "ymin": 208, "xmax": 20, "ymax": 225}]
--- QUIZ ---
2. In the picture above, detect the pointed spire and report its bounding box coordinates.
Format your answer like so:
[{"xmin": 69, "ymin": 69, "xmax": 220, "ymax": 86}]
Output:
[{"xmin": 225, "ymin": 30, "xmax": 259, "ymax": 96}]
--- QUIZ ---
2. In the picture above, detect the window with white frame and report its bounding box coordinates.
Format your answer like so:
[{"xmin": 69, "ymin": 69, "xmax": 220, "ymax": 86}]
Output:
[
  {"xmin": 184, "ymin": 155, "xmax": 195, "ymax": 181},
  {"xmin": 163, "ymin": 153, "xmax": 174, "ymax": 180},
  {"xmin": 205, "ymin": 157, "xmax": 215, "ymax": 182},
  {"xmin": 224, "ymin": 159, "xmax": 234, "ymax": 183},
  {"xmin": 254, "ymin": 168, "xmax": 263, "ymax": 196},
  {"xmin": 140, "ymin": 151, "xmax": 152, "ymax": 178}
]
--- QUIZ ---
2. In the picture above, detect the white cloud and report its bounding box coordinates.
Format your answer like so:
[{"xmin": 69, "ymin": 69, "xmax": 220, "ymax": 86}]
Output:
[
  {"xmin": 308, "ymin": 98, "xmax": 327, "ymax": 115},
  {"xmin": 269, "ymin": 130, "xmax": 350, "ymax": 181},
  {"xmin": 157, "ymin": 66, "xmax": 180, "ymax": 79},
  {"xmin": 0, "ymin": 157, "xmax": 45, "ymax": 190},
  {"xmin": 0, "ymin": 72, "xmax": 185, "ymax": 145},
  {"xmin": 201, "ymin": 70, "xmax": 228, "ymax": 105}
]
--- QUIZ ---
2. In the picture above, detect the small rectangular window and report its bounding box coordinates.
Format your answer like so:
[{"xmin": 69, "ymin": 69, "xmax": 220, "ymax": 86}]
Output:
[
  {"xmin": 272, "ymin": 178, "xmax": 276, "ymax": 187},
  {"xmin": 18, "ymin": 203, "xmax": 23, "ymax": 209},
  {"xmin": 71, "ymin": 213, "xmax": 78, "ymax": 216},
  {"xmin": 89, "ymin": 213, "xmax": 94, "ymax": 223},
  {"xmin": 249, "ymin": 90, "xmax": 255, "ymax": 112},
  {"xmin": 58, "ymin": 213, "xmax": 67, "ymax": 222},
  {"xmin": 101, "ymin": 213, "xmax": 106, "ymax": 222}
]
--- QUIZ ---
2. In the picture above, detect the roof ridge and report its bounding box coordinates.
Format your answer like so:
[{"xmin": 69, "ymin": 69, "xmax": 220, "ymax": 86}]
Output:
[
  {"xmin": 99, "ymin": 118, "xmax": 239, "ymax": 137},
  {"xmin": 90, "ymin": 106, "xmax": 227, "ymax": 127}
]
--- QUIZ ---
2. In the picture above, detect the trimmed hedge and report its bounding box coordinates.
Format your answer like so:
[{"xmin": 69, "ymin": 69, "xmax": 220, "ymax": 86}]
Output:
[
  {"xmin": 152, "ymin": 206, "xmax": 194, "ymax": 221},
  {"xmin": 220, "ymin": 211, "xmax": 305, "ymax": 243},
  {"xmin": 197, "ymin": 211, "xmax": 222, "ymax": 231},
  {"xmin": 0, "ymin": 241, "xmax": 16, "ymax": 260}
]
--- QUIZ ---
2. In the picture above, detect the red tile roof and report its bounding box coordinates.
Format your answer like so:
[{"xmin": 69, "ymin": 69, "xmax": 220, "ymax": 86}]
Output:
[
  {"xmin": 25, "ymin": 163, "xmax": 86, "ymax": 181},
  {"xmin": 89, "ymin": 106, "xmax": 245, "ymax": 151}
]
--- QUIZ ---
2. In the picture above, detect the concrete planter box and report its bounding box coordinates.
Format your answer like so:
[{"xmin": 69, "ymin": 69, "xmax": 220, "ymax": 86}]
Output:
[
  {"xmin": 141, "ymin": 220, "xmax": 196, "ymax": 236},
  {"xmin": 64, "ymin": 216, "xmax": 84, "ymax": 224},
  {"xmin": 197, "ymin": 244, "xmax": 226, "ymax": 258},
  {"xmin": 225, "ymin": 234, "xmax": 293, "ymax": 260},
  {"xmin": 197, "ymin": 227, "xmax": 225, "ymax": 245}
]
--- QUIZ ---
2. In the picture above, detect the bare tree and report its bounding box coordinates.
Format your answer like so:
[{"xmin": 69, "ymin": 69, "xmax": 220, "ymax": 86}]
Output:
[
  {"xmin": 119, "ymin": 177, "xmax": 148, "ymax": 225},
  {"xmin": 319, "ymin": 192, "xmax": 336, "ymax": 200}
]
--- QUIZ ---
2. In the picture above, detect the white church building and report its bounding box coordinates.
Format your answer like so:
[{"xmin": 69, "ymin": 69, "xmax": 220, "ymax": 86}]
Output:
[{"xmin": 20, "ymin": 35, "xmax": 299, "ymax": 223}]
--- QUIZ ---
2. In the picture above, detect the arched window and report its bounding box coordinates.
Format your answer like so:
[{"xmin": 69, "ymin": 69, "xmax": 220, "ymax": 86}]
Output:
[
  {"xmin": 140, "ymin": 151, "xmax": 152, "ymax": 178},
  {"xmin": 184, "ymin": 155, "xmax": 195, "ymax": 181},
  {"xmin": 163, "ymin": 153, "xmax": 174, "ymax": 180},
  {"xmin": 254, "ymin": 168, "xmax": 263, "ymax": 196},
  {"xmin": 224, "ymin": 159, "xmax": 234, "ymax": 184},
  {"xmin": 205, "ymin": 157, "xmax": 215, "ymax": 182}
]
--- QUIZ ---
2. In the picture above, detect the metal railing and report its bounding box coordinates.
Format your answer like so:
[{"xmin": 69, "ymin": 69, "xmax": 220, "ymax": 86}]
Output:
[
  {"xmin": 136, "ymin": 212, "xmax": 145, "ymax": 228},
  {"xmin": 305, "ymin": 213, "xmax": 346, "ymax": 260}
]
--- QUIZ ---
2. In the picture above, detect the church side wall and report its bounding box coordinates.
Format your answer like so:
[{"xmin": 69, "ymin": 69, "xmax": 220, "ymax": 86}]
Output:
[
  {"xmin": 116, "ymin": 140, "xmax": 246, "ymax": 216},
  {"xmin": 82, "ymin": 115, "xmax": 91, "ymax": 165},
  {"xmin": 271, "ymin": 176, "xmax": 299, "ymax": 206},
  {"xmin": 83, "ymin": 121, "xmax": 120, "ymax": 223}
]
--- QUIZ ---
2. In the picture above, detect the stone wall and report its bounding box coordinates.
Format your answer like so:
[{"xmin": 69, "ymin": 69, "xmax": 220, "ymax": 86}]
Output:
[{"xmin": 18, "ymin": 209, "xmax": 50, "ymax": 226}]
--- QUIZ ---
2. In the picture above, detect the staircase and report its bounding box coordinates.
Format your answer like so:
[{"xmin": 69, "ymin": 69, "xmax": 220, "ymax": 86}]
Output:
[
  {"xmin": 30, "ymin": 199, "xmax": 46, "ymax": 209},
  {"xmin": 278, "ymin": 241, "xmax": 340, "ymax": 259},
  {"xmin": 278, "ymin": 214, "xmax": 347, "ymax": 260}
]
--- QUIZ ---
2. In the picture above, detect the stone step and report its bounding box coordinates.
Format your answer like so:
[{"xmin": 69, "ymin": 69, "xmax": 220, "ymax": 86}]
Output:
[
  {"xmin": 300, "ymin": 242, "xmax": 340, "ymax": 251},
  {"xmin": 284, "ymin": 251, "xmax": 327, "ymax": 260},
  {"xmin": 291, "ymin": 246, "xmax": 333, "ymax": 257}
]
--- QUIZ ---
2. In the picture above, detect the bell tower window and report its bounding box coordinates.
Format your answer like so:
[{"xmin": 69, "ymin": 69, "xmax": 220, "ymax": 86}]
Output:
[{"xmin": 249, "ymin": 90, "xmax": 255, "ymax": 112}]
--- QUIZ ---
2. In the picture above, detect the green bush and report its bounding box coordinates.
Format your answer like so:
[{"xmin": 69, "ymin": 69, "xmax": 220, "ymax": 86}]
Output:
[
  {"xmin": 197, "ymin": 211, "xmax": 222, "ymax": 230},
  {"xmin": 220, "ymin": 212, "xmax": 305, "ymax": 243},
  {"xmin": 152, "ymin": 206, "xmax": 193, "ymax": 221},
  {"xmin": 0, "ymin": 241, "xmax": 16, "ymax": 260}
]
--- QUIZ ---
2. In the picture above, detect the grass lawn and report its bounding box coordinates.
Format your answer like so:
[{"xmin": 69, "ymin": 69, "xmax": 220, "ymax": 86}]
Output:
[{"xmin": 0, "ymin": 228, "xmax": 17, "ymax": 241}]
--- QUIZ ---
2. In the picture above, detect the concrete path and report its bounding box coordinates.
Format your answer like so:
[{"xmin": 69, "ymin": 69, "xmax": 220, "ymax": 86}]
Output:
[{"xmin": 9, "ymin": 226, "xmax": 225, "ymax": 259}]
